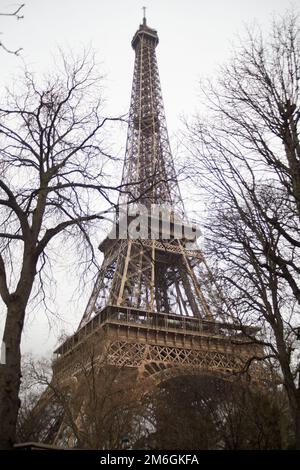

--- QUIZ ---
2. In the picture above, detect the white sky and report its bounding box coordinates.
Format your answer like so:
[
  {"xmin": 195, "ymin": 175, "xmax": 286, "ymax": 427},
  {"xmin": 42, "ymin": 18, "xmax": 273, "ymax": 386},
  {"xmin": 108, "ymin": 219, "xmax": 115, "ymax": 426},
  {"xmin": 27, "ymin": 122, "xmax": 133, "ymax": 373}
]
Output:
[{"xmin": 0, "ymin": 0, "xmax": 294, "ymax": 359}]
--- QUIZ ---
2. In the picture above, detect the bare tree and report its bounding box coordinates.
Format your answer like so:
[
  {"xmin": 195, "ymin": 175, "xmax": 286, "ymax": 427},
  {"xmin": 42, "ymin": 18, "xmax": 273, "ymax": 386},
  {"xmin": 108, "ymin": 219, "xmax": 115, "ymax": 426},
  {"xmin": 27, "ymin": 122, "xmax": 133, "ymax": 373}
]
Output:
[
  {"xmin": 186, "ymin": 11, "xmax": 300, "ymax": 447},
  {"xmin": 19, "ymin": 351, "xmax": 149, "ymax": 449},
  {"xmin": 0, "ymin": 51, "xmax": 128, "ymax": 449},
  {"xmin": 19, "ymin": 357, "xmax": 289, "ymax": 449},
  {"xmin": 0, "ymin": 3, "xmax": 24, "ymax": 55},
  {"xmin": 16, "ymin": 355, "xmax": 57, "ymax": 444},
  {"xmin": 146, "ymin": 375, "xmax": 286, "ymax": 449}
]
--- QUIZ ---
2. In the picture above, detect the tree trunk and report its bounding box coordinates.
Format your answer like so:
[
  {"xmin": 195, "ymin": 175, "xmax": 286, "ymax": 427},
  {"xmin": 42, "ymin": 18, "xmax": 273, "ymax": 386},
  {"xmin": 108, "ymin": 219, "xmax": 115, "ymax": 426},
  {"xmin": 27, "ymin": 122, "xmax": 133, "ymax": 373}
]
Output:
[
  {"xmin": 289, "ymin": 396, "xmax": 300, "ymax": 449},
  {"xmin": 0, "ymin": 302, "xmax": 25, "ymax": 449}
]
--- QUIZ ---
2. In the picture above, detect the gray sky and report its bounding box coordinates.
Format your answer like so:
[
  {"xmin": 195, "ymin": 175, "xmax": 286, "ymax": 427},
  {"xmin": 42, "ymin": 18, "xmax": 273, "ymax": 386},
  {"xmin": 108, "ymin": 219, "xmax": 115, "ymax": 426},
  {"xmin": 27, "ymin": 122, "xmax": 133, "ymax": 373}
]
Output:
[{"xmin": 0, "ymin": 0, "xmax": 294, "ymax": 359}]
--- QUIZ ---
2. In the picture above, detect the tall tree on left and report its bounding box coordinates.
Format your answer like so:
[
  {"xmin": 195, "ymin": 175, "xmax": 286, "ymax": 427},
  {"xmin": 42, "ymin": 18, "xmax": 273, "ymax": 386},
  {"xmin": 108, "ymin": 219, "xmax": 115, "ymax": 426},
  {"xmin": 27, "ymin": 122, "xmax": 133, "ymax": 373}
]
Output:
[{"xmin": 0, "ymin": 52, "xmax": 123, "ymax": 449}]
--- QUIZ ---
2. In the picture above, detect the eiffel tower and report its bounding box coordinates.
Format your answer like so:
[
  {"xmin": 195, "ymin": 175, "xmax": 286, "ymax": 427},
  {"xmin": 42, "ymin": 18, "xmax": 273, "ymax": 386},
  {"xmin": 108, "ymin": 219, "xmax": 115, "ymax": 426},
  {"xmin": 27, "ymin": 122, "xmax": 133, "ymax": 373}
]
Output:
[{"xmin": 45, "ymin": 13, "xmax": 263, "ymax": 446}]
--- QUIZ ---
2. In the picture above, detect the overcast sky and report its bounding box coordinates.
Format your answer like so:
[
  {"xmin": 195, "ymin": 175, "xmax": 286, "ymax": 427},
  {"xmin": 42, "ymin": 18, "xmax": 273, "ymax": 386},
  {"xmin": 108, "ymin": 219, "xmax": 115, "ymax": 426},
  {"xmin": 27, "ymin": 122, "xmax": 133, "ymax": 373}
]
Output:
[{"xmin": 0, "ymin": 0, "xmax": 294, "ymax": 359}]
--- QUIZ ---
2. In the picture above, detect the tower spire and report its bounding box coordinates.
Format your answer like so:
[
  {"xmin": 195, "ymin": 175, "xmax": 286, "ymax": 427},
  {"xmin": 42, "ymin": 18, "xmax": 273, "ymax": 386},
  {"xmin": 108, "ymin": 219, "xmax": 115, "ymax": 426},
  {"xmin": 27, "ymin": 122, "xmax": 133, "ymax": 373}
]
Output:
[
  {"xmin": 122, "ymin": 18, "xmax": 184, "ymax": 214},
  {"xmin": 142, "ymin": 6, "xmax": 146, "ymax": 25}
]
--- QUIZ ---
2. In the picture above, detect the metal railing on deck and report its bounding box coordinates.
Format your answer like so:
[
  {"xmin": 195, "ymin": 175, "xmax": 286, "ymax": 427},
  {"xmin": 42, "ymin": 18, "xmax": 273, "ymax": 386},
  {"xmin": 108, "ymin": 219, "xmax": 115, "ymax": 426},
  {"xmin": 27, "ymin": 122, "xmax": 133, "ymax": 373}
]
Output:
[{"xmin": 54, "ymin": 305, "xmax": 256, "ymax": 358}]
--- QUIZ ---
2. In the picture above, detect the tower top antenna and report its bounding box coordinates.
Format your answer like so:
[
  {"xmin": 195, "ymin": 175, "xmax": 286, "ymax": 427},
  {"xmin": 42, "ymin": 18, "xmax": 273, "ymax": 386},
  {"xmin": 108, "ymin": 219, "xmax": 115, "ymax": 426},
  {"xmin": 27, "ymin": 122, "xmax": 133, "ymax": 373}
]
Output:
[{"xmin": 142, "ymin": 6, "xmax": 146, "ymax": 25}]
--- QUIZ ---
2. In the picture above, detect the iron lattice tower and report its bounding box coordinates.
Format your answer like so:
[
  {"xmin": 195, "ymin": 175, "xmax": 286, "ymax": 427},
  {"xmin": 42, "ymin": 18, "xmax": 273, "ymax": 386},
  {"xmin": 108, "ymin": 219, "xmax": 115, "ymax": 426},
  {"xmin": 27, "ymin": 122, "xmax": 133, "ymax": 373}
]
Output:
[{"xmin": 43, "ymin": 15, "xmax": 263, "ymax": 447}]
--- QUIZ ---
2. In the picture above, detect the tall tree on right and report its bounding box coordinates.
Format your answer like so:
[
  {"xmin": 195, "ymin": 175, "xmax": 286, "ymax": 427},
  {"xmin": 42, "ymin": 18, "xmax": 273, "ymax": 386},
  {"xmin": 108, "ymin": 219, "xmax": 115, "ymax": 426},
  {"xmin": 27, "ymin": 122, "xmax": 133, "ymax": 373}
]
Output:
[{"xmin": 187, "ymin": 10, "xmax": 300, "ymax": 448}]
